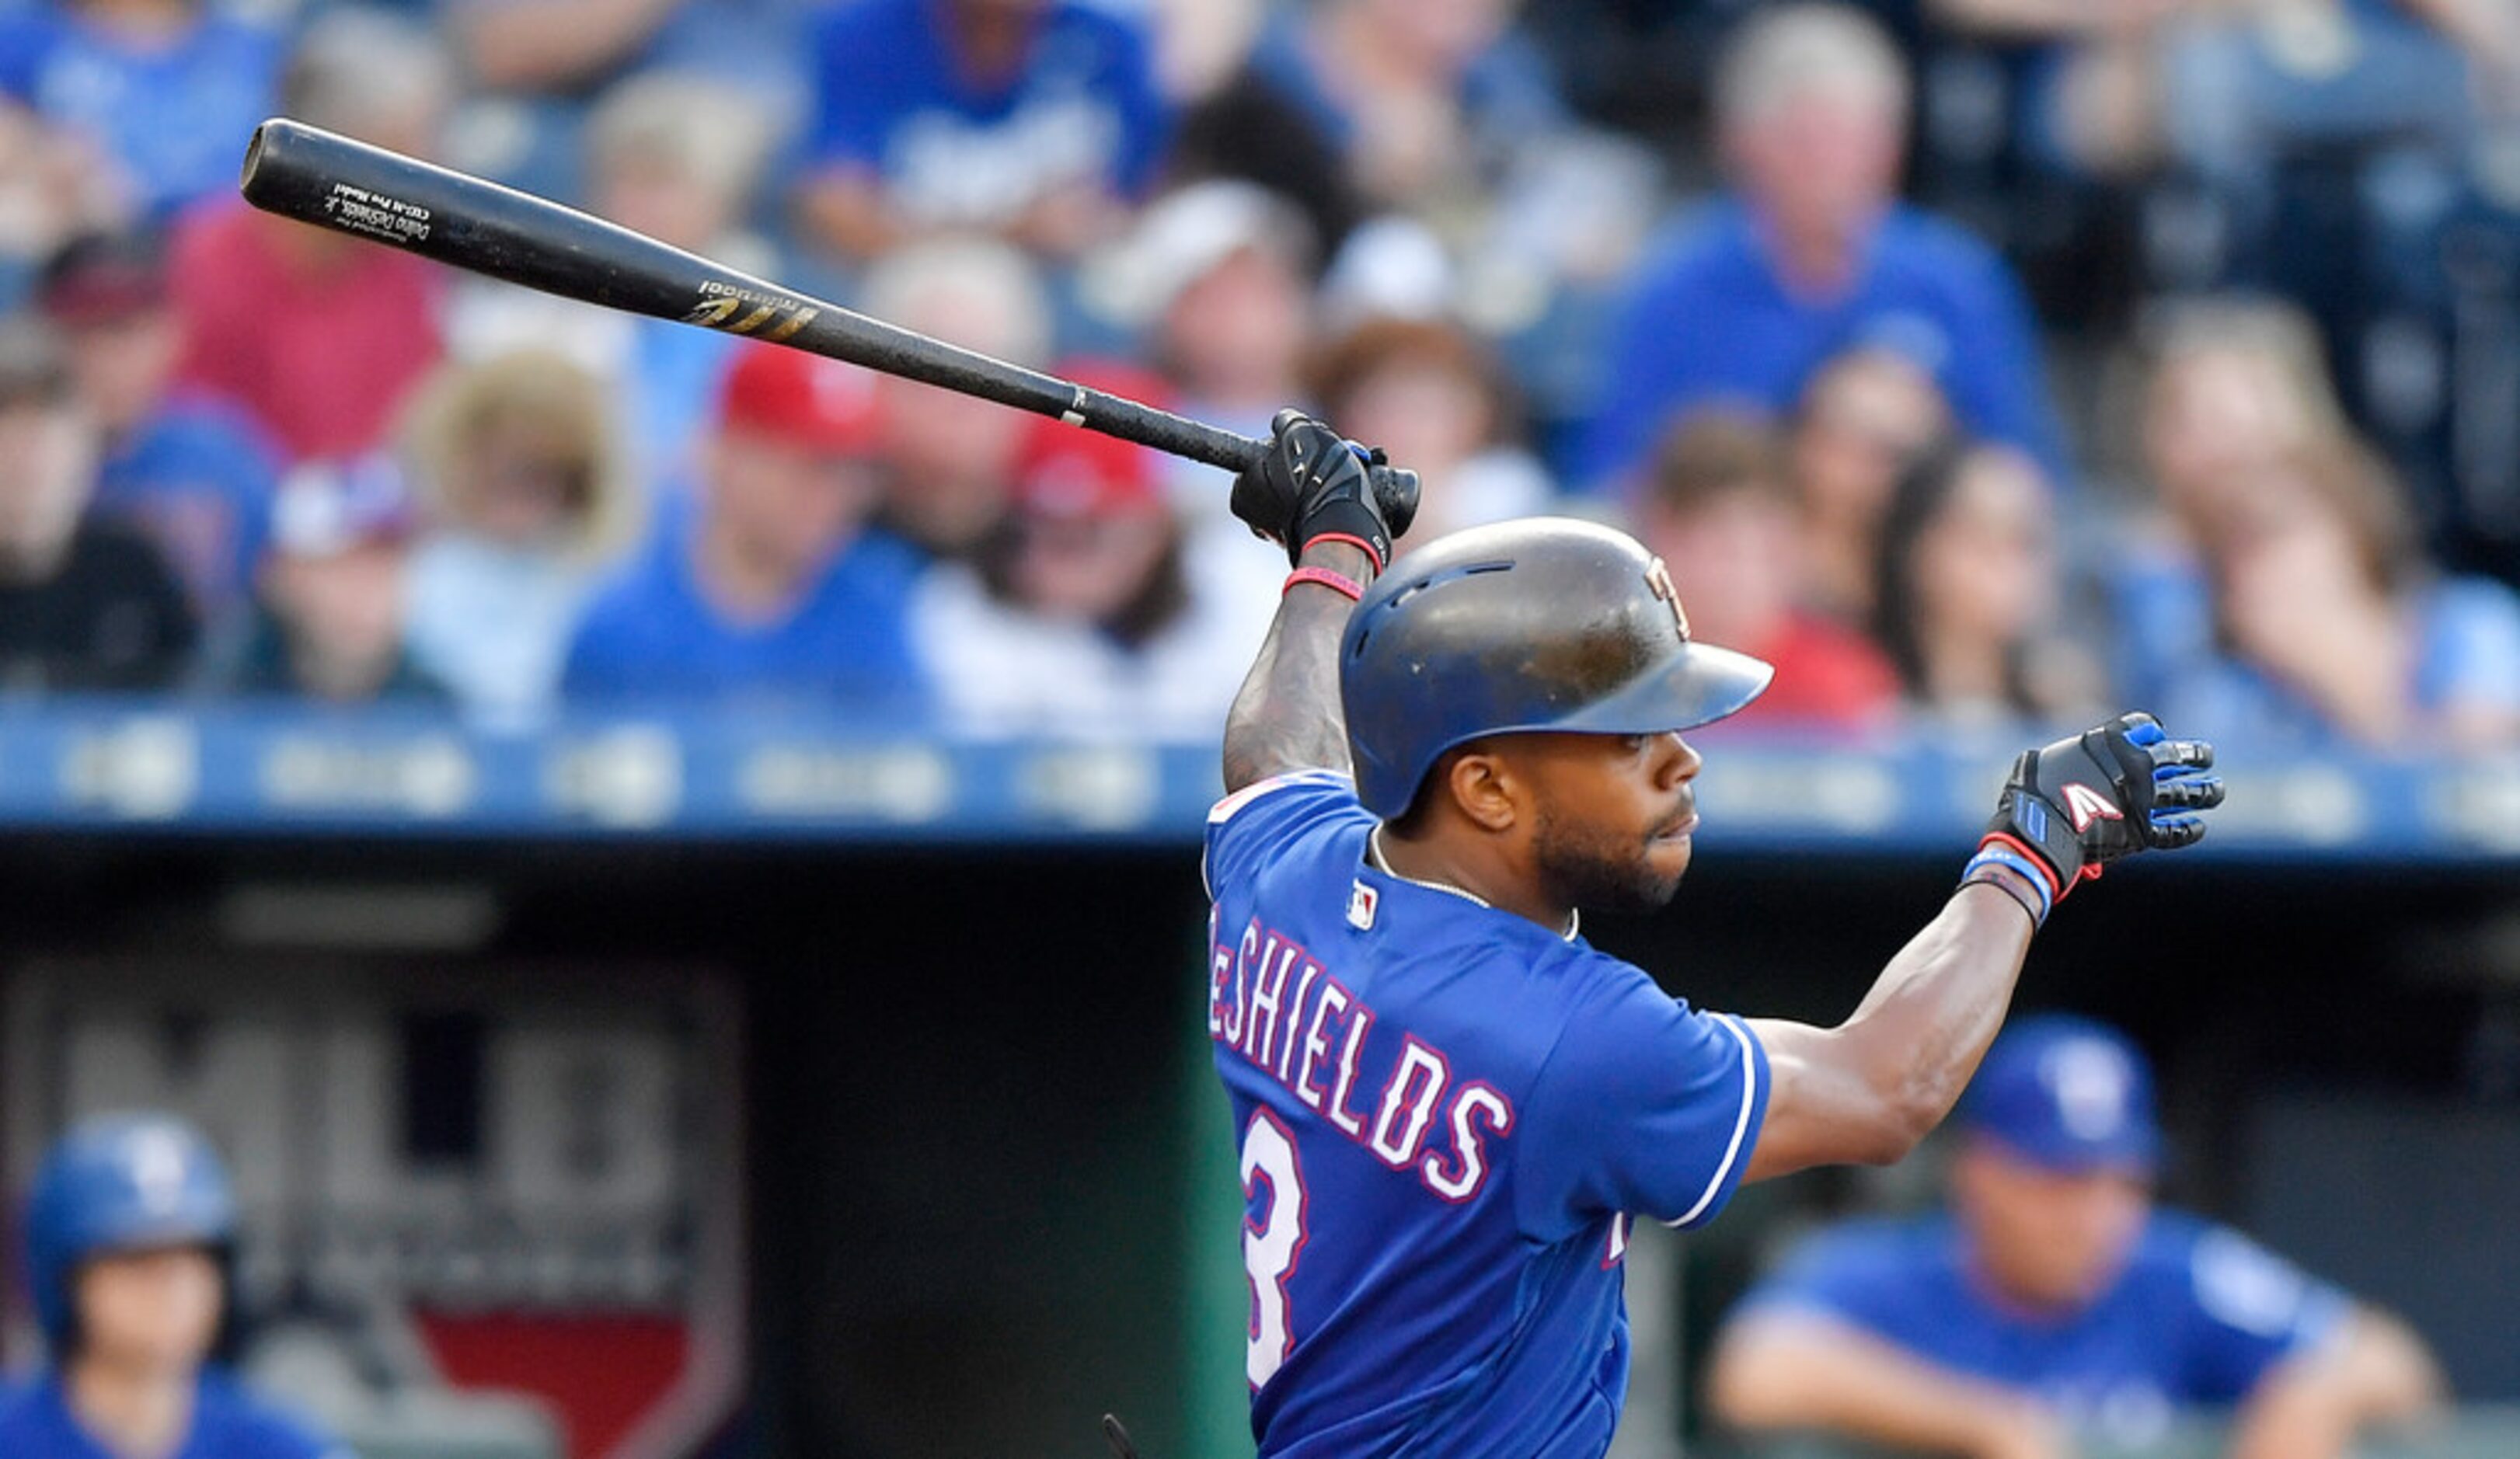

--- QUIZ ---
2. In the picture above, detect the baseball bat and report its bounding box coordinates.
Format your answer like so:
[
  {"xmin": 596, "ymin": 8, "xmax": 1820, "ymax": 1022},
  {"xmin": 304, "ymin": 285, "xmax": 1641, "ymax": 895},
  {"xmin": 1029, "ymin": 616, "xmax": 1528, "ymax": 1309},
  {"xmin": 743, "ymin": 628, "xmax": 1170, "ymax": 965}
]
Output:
[{"xmin": 237, "ymin": 118, "xmax": 1270, "ymax": 474}]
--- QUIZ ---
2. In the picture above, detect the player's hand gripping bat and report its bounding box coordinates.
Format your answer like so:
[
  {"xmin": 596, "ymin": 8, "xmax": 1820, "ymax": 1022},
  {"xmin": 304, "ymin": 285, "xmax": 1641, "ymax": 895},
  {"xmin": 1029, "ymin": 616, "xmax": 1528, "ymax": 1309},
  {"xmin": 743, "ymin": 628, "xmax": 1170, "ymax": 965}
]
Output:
[{"xmin": 238, "ymin": 118, "xmax": 1268, "ymax": 472}]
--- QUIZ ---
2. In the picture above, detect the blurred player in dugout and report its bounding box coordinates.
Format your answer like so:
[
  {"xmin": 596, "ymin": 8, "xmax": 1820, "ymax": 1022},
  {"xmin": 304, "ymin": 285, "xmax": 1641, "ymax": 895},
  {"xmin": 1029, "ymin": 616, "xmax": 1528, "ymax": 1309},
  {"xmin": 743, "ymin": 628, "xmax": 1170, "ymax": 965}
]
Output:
[
  {"xmin": 0, "ymin": 1114, "xmax": 342, "ymax": 1459},
  {"xmin": 1708, "ymin": 1015, "xmax": 2444, "ymax": 1459}
]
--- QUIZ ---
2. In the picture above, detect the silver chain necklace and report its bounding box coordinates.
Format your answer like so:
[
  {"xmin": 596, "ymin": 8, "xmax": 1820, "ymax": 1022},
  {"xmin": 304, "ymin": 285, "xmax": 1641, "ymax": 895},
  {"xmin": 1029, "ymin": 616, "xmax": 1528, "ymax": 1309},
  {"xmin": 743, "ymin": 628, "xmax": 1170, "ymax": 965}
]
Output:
[{"xmin": 1367, "ymin": 827, "xmax": 1580, "ymax": 941}]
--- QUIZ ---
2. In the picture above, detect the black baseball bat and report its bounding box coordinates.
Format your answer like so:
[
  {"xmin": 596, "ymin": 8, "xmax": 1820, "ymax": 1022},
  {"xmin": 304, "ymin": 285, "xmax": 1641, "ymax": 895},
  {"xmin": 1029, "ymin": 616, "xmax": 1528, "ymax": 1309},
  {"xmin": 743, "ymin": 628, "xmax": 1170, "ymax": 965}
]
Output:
[{"xmin": 237, "ymin": 117, "xmax": 1270, "ymax": 474}]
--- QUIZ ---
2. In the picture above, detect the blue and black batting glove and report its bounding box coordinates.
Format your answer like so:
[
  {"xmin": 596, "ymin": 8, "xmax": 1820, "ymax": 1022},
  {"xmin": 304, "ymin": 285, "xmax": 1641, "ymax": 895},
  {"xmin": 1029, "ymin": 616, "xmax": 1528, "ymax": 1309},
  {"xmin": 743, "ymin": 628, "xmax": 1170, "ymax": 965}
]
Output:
[
  {"xmin": 1230, "ymin": 409, "xmax": 1420, "ymax": 570},
  {"xmin": 1965, "ymin": 712, "xmax": 2223, "ymax": 924}
]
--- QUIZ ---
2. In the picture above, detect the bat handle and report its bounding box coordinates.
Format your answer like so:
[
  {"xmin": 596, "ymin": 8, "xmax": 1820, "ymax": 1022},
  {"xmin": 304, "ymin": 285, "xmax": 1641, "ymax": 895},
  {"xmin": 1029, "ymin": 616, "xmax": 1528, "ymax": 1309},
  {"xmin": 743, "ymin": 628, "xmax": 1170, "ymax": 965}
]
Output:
[{"xmin": 1057, "ymin": 385, "xmax": 1268, "ymax": 475}]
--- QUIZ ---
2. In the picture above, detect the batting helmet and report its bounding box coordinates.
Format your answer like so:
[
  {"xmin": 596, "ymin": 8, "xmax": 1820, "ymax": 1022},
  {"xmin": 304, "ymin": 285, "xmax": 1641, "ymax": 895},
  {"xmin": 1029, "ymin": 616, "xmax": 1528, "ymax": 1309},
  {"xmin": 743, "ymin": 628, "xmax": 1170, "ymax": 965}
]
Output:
[
  {"xmin": 23, "ymin": 1113, "xmax": 238, "ymax": 1342},
  {"xmin": 1340, "ymin": 517, "xmax": 1775, "ymax": 818}
]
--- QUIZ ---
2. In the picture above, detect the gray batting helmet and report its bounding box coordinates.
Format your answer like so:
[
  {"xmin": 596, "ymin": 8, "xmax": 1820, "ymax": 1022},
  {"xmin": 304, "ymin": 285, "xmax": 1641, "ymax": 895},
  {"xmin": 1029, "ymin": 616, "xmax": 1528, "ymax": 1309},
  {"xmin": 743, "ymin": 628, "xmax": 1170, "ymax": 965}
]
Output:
[{"xmin": 1339, "ymin": 517, "xmax": 1774, "ymax": 818}]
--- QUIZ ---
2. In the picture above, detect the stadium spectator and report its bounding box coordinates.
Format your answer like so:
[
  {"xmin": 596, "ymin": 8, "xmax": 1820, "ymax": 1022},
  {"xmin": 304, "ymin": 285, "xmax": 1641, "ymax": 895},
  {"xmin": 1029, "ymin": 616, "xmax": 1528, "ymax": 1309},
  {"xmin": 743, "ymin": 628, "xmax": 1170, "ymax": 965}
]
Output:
[
  {"xmin": 1788, "ymin": 344, "xmax": 1950, "ymax": 626},
  {"xmin": 1306, "ymin": 314, "xmax": 1552, "ymax": 547},
  {"xmin": 0, "ymin": 319, "xmax": 194, "ymax": 692},
  {"xmin": 1637, "ymin": 410, "xmax": 1898, "ymax": 733},
  {"xmin": 0, "ymin": 1115, "xmax": 340, "ymax": 1459},
  {"xmin": 1142, "ymin": 0, "xmax": 1268, "ymax": 103},
  {"xmin": 444, "ymin": 69, "xmax": 779, "ymax": 493},
  {"xmin": 1708, "ymin": 1015, "xmax": 2445, "ymax": 1459},
  {"xmin": 2108, "ymin": 297, "xmax": 2357, "ymax": 711},
  {"xmin": 1096, "ymin": 180, "xmax": 1319, "ymax": 487},
  {"xmin": 859, "ymin": 234, "xmax": 1051, "ymax": 562},
  {"xmin": 1229, "ymin": 0, "xmax": 1572, "ymax": 227},
  {"xmin": 2141, "ymin": 298, "xmax": 2351, "ymax": 544},
  {"xmin": 2164, "ymin": 440, "xmax": 2520, "ymax": 750},
  {"xmin": 35, "ymin": 227, "xmax": 278, "ymax": 628},
  {"xmin": 0, "ymin": 75, "xmax": 126, "ymax": 305},
  {"xmin": 0, "ymin": 0, "xmax": 285, "ymax": 221},
  {"xmin": 1934, "ymin": 1, "xmax": 2515, "ymax": 186},
  {"xmin": 1924, "ymin": 0, "xmax": 2198, "ymax": 185},
  {"xmin": 202, "ymin": 454, "xmax": 446, "ymax": 705},
  {"xmin": 402, "ymin": 349, "xmax": 638, "ymax": 723},
  {"xmin": 1870, "ymin": 439, "xmax": 2097, "ymax": 732},
  {"xmin": 2163, "ymin": 0, "xmax": 2507, "ymax": 206},
  {"xmin": 1572, "ymin": 4, "xmax": 2064, "ymax": 494},
  {"xmin": 167, "ymin": 9, "xmax": 451, "ymax": 466},
  {"xmin": 562, "ymin": 344, "xmax": 921, "ymax": 705},
  {"xmin": 911, "ymin": 368, "xmax": 1270, "ymax": 737},
  {"xmin": 793, "ymin": 0, "xmax": 1169, "ymax": 263},
  {"xmin": 447, "ymin": 0, "xmax": 816, "ymax": 127}
]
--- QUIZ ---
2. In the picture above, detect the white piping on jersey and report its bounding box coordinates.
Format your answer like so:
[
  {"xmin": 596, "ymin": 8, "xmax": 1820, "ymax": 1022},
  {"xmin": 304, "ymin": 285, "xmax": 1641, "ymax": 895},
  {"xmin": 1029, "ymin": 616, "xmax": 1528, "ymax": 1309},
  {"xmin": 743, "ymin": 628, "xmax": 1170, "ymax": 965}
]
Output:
[
  {"xmin": 1664, "ymin": 1014, "xmax": 1759, "ymax": 1229},
  {"xmin": 1366, "ymin": 827, "xmax": 1580, "ymax": 942}
]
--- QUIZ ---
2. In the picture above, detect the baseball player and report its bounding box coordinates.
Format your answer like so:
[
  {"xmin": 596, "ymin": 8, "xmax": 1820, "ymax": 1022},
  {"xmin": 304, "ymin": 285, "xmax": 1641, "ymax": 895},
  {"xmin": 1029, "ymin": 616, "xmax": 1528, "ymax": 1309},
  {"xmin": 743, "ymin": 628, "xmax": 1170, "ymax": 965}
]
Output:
[
  {"xmin": 0, "ymin": 1114, "xmax": 343, "ymax": 1459},
  {"xmin": 1707, "ymin": 1015, "xmax": 2444, "ymax": 1459},
  {"xmin": 1203, "ymin": 411, "xmax": 2224, "ymax": 1456}
]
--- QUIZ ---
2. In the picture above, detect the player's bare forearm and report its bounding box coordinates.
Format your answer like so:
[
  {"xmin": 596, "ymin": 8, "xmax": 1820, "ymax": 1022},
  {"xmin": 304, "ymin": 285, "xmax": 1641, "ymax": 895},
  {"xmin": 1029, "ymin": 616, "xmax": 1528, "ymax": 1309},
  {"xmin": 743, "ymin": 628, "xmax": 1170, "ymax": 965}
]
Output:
[
  {"xmin": 1222, "ymin": 541, "xmax": 1375, "ymax": 793},
  {"xmin": 2231, "ymin": 1308, "xmax": 2447, "ymax": 1459},
  {"xmin": 1741, "ymin": 715, "xmax": 2221, "ymax": 1182},
  {"xmin": 1742, "ymin": 884, "xmax": 2032, "ymax": 1180}
]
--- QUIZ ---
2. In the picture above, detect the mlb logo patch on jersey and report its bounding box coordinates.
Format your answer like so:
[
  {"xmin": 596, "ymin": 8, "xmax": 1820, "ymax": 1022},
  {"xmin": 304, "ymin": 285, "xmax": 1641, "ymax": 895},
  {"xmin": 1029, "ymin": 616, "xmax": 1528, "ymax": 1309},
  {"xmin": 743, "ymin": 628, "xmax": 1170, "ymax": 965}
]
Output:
[{"xmin": 1347, "ymin": 879, "xmax": 1379, "ymax": 931}]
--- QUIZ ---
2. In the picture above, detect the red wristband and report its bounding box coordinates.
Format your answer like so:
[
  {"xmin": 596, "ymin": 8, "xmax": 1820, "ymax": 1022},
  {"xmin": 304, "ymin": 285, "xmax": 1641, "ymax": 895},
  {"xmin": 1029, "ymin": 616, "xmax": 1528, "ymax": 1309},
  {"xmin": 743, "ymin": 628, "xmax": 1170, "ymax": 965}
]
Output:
[
  {"xmin": 1299, "ymin": 532, "xmax": 1386, "ymax": 574},
  {"xmin": 1284, "ymin": 566, "xmax": 1364, "ymax": 601}
]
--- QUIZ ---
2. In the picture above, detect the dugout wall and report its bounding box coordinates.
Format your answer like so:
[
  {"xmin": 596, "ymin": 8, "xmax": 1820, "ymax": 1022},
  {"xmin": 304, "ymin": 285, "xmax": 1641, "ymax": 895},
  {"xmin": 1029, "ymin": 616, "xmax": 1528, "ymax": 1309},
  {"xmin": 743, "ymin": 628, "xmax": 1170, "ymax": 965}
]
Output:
[{"xmin": 1, "ymin": 834, "xmax": 2514, "ymax": 1459}]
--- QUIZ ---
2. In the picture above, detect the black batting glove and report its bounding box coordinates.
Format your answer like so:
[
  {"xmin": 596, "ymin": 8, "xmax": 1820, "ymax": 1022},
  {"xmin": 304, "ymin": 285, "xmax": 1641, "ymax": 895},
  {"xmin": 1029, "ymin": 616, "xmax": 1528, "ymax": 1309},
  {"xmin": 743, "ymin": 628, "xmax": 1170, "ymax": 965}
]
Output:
[
  {"xmin": 1964, "ymin": 712, "xmax": 2223, "ymax": 925},
  {"xmin": 1230, "ymin": 409, "xmax": 1420, "ymax": 570}
]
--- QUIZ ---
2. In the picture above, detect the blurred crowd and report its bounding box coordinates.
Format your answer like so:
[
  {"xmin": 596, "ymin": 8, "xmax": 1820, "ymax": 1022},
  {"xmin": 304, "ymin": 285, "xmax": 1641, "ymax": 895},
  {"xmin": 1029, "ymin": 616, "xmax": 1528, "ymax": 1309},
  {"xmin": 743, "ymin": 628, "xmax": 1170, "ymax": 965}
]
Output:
[{"xmin": 1, "ymin": 0, "xmax": 2517, "ymax": 751}]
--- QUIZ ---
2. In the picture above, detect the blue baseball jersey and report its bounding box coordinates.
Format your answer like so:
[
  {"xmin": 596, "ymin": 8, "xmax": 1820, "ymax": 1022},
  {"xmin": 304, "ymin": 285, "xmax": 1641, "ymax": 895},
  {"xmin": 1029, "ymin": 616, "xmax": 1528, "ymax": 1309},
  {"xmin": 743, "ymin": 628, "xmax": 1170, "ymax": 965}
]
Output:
[
  {"xmin": 1570, "ymin": 199, "xmax": 2067, "ymax": 494},
  {"xmin": 1203, "ymin": 772, "xmax": 1771, "ymax": 1457},
  {"xmin": 0, "ymin": 10, "xmax": 284, "ymax": 219},
  {"xmin": 803, "ymin": 0, "xmax": 1169, "ymax": 228},
  {"xmin": 560, "ymin": 499, "xmax": 925, "ymax": 709},
  {"xmin": 1737, "ymin": 1211, "xmax": 2350, "ymax": 1438},
  {"xmin": 0, "ymin": 1369, "xmax": 342, "ymax": 1459}
]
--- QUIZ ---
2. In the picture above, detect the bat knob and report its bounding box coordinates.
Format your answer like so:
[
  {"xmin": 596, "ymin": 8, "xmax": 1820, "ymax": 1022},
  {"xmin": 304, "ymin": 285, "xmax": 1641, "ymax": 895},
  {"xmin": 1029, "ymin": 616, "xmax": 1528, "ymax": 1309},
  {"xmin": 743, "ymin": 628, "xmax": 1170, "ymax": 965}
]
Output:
[{"xmin": 1369, "ymin": 462, "xmax": 1421, "ymax": 541}]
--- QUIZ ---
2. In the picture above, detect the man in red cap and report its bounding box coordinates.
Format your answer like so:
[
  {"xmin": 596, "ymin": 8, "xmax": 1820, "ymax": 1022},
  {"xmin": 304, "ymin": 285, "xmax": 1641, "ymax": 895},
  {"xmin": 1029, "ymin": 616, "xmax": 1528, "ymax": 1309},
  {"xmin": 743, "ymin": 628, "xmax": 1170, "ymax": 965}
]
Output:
[{"xmin": 561, "ymin": 344, "xmax": 922, "ymax": 705}]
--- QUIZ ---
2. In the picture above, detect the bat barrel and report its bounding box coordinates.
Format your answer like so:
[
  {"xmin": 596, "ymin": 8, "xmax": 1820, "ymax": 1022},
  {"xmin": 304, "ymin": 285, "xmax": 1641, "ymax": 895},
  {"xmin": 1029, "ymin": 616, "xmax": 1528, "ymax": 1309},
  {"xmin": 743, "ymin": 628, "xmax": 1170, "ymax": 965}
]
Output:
[{"xmin": 239, "ymin": 118, "xmax": 1269, "ymax": 475}]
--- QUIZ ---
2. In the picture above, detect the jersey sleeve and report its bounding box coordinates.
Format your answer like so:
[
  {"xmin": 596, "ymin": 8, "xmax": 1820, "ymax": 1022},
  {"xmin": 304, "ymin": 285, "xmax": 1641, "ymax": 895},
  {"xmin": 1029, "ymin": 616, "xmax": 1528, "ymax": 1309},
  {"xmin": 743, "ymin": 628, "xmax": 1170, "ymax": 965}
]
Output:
[
  {"xmin": 2175, "ymin": 1224, "xmax": 2353, "ymax": 1402},
  {"xmin": 1201, "ymin": 770, "xmax": 1369, "ymax": 900},
  {"xmin": 1515, "ymin": 964, "xmax": 1769, "ymax": 1240}
]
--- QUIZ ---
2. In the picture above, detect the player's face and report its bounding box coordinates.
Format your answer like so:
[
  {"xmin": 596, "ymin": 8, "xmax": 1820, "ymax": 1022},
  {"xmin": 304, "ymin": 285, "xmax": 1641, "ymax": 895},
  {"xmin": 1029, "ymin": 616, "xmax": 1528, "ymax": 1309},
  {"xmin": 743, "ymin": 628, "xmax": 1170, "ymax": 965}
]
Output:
[
  {"xmin": 75, "ymin": 1245, "xmax": 223, "ymax": 1375},
  {"xmin": 1954, "ymin": 1140, "xmax": 2151, "ymax": 1310},
  {"xmin": 1516, "ymin": 730, "xmax": 1703, "ymax": 913}
]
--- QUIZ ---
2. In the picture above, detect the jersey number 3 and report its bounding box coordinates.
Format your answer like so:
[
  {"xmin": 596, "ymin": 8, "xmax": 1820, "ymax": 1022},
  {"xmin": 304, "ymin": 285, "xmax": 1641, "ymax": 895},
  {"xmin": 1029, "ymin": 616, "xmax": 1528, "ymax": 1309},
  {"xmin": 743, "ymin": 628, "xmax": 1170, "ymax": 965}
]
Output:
[{"xmin": 1241, "ymin": 1111, "xmax": 1307, "ymax": 1388}]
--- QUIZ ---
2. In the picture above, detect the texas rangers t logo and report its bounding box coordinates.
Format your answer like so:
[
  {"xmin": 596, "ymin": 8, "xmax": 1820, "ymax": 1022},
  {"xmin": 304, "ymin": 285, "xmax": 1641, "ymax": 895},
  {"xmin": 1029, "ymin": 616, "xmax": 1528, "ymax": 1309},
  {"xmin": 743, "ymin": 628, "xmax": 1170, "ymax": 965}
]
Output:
[{"xmin": 1644, "ymin": 557, "xmax": 1689, "ymax": 639}]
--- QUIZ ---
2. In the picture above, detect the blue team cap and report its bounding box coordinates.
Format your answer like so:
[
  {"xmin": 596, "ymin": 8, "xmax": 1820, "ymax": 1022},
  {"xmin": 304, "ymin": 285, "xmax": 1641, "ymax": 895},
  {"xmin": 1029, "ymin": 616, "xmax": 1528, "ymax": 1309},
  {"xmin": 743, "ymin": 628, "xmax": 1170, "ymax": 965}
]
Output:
[{"xmin": 1958, "ymin": 1015, "xmax": 2160, "ymax": 1174}]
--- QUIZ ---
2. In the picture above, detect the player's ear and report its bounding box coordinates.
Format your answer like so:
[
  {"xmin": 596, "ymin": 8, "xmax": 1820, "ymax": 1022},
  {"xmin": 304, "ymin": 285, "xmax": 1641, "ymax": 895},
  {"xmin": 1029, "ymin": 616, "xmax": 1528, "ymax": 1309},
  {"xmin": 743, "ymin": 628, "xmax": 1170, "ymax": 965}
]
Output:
[{"xmin": 1445, "ymin": 747, "xmax": 1519, "ymax": 833}]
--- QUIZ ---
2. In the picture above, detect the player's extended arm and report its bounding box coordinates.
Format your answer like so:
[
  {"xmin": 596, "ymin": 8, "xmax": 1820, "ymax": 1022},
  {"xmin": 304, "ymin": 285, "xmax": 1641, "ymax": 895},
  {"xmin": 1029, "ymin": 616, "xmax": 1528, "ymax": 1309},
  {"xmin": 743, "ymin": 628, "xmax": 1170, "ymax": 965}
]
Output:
[
  {"xmin": 1707, "ymin": 1310, "xmax": 2067, "ymax": 1459},
  {"xmin": 2230, "ymin": 1307, "xmax": 2448, "ymax": 1459},
  {"xmin": 1219, "ymin": 411, "xmax": 1419, "ymax": 793},
  {"xmin": 1744, "ymin": 714, "xmax": 2222, "ymax": 1179}
]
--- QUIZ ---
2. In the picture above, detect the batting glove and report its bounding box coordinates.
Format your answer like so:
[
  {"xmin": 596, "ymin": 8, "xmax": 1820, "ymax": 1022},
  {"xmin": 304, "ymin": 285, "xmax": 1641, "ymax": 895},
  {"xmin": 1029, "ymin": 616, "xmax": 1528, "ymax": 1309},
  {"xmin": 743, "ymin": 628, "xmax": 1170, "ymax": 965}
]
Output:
[
  {"xmin": 1230, "ymin": 409, "xmax": 1420, "ymax": 570},
  {"xmin": 1964, "ymin": 712, "xmax": 2223, "ymax": 925}
]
